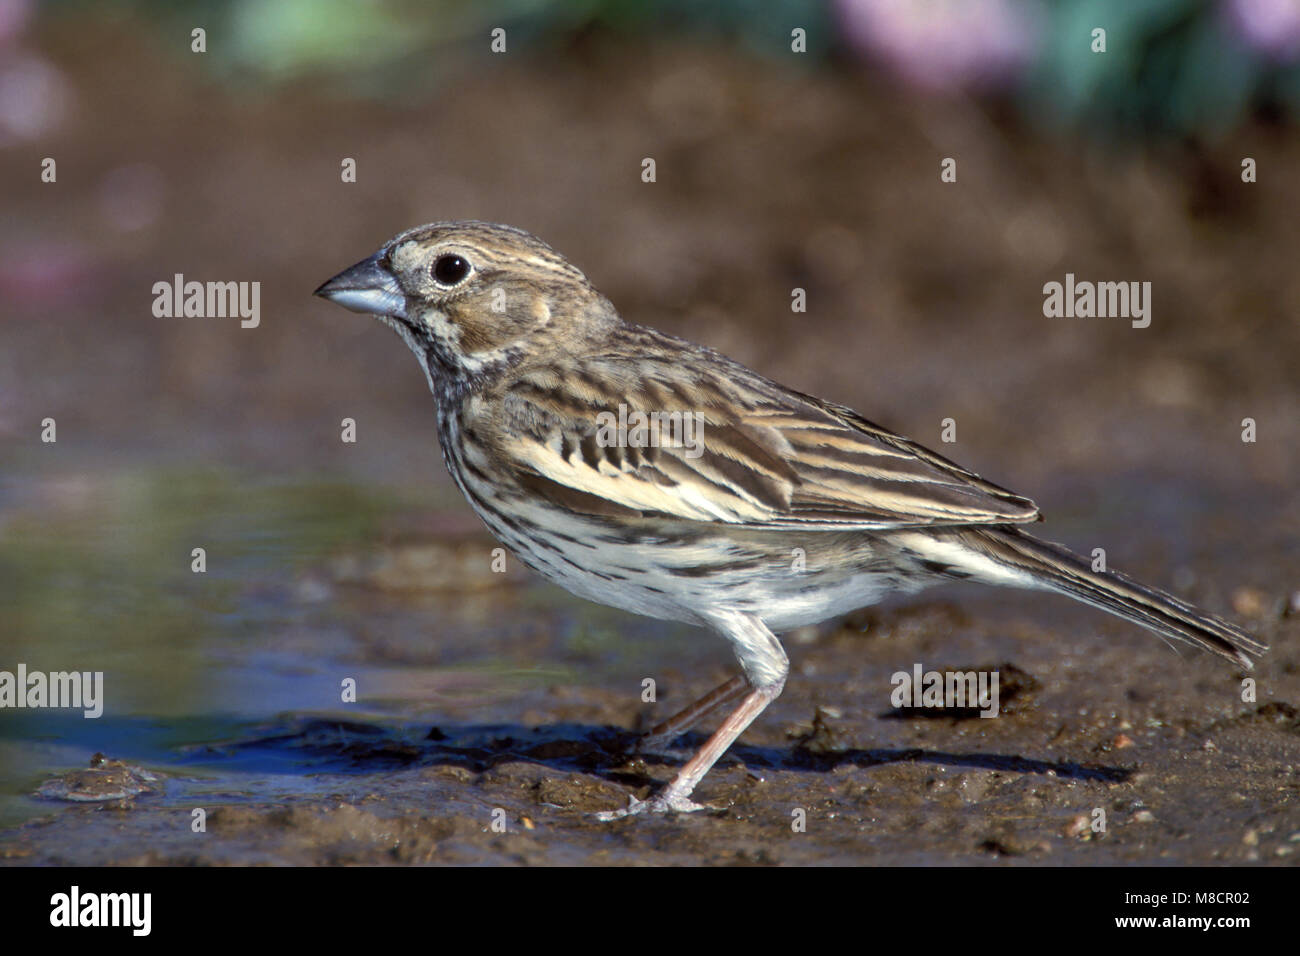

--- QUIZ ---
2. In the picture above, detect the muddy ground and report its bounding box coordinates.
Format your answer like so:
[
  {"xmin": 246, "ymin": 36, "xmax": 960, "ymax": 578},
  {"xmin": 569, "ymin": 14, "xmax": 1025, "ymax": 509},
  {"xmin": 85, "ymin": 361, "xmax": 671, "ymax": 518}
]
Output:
[
  {"xmin": 1, "ymin": 15, "xmax": 1297, "ymax": 865},
  {"xmin": 4, "ymin": 578, "xmax": 1299, "ymax": 866}
]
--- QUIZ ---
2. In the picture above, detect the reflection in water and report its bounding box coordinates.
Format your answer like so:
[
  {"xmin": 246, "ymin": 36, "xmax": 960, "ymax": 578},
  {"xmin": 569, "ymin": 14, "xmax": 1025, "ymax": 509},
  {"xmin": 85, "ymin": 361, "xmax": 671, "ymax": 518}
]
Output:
[{"xmin": 0, "ymin": 468, "xmax": 700, "ymax": 830}]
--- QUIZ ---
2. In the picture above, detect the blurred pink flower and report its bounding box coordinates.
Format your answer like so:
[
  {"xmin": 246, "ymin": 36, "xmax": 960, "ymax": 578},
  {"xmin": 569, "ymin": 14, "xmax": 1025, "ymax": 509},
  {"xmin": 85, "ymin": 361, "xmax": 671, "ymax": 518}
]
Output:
[
  {"xmin": 836, "ymin": 0, "xmax": 1041, "ymax": 91},
  {"xmin": 0, "ymin": 0, "xmax": 72, "ymax": 144},
  {"xmin": 0, "ymin": 0, "xmax": 32, "ymax": 48},
  {"xmin": 0, "ymin": 242, "xmax": 98, "ymax": 309},
  {"xmin": 1226, "ymin": 0, "xmax": 1300, "ymax": 60},
  {"xmin": 0, "ymin": 52, "xmax": 73, "ymax": 144}
]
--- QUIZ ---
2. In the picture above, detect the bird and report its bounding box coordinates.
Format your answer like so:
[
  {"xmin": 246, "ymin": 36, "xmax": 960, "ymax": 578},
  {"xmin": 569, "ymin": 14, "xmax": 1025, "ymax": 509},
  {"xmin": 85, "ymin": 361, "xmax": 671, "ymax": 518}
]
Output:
[{"xmin": 315, "ymin": 220, "xmax": 1266, "ymax": 819}]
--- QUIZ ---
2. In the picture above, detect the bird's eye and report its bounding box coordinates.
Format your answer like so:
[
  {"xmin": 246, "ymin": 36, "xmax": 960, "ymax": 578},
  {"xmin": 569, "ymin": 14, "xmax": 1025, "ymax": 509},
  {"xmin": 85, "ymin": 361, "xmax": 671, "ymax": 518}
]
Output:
[{"xmin": 432, "ymin": 254, "xmax": 471, "ymax": 287}]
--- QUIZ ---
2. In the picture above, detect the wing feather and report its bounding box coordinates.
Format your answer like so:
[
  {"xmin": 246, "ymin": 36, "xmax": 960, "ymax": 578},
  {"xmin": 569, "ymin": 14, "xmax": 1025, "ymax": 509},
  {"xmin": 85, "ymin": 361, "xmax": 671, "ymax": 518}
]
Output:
[{"xmin": 492, "ymin": 335, "xmax": 1039, "ymax": 531}]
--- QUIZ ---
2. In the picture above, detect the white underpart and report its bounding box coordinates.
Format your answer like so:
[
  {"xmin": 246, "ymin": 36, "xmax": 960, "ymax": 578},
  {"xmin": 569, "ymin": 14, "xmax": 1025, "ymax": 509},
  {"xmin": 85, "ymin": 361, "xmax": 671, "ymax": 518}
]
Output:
[
  {"xmin": 893, "ymin": 531, "xmax": 1042, "ymax": 588},
  {"xmin": 702, "ymin": 609, "xmax": 788, "ymax": 689}
]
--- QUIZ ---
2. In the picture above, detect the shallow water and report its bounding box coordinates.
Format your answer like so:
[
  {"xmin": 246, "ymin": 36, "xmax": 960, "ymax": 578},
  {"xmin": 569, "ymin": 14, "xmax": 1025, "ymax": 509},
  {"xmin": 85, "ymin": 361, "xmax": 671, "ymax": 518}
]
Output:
[{"xmin": 0, "ymin": 468, "xmax": 701, "ymax": 835}]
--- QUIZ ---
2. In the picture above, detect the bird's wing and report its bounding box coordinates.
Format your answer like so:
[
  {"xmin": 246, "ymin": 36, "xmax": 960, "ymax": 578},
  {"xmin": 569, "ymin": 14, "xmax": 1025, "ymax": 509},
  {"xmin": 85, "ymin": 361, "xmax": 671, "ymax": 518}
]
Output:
[{"xmin": 492, "ymin": 342, "xmax": 1039, "ymax": 531}]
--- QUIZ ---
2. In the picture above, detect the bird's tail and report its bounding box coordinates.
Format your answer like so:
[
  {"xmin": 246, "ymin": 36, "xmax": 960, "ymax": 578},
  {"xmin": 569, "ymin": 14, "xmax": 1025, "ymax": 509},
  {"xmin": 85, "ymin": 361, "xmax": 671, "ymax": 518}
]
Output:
[{"xmin": 934, "ymin": 526, "xmax": 1267, "ymax": 668}]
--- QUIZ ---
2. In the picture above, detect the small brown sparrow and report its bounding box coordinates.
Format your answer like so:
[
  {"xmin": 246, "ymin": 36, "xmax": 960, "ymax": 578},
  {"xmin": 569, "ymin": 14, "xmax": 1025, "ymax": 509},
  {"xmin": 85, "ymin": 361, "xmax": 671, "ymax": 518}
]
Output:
[{"xmin": 316, "ymin": 221, "xmax": 1264, "ymax": 819}]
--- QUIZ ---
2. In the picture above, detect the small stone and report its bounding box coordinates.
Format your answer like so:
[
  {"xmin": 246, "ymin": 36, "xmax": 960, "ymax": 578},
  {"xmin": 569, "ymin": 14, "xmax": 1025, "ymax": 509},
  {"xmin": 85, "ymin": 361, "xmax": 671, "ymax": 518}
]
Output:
[
  {"xmin": 1113, "ymin": 733, "xmax": 1134, "ymax": 749},
  {"xmin": 1133, "ymin": 810, "xmax": 1156, "ymax": 824},
  {"xmin": 1064, "ymin": 814, "xmax": 1091, "ymax": 838},
  {"xmin": 1242, "ymin": 829, "xmax": 1259, "ymax": 846}
]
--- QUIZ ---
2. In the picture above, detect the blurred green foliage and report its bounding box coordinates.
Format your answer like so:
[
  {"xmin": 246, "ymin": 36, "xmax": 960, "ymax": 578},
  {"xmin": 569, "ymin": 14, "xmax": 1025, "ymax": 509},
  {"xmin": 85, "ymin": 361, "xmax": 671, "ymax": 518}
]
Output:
[
  {"xmin": 38, "ymin": 0, "xmax": 1300, "ymax": 138},
  {"xmin": 1027, "ymin": 0, "xmax": 1300, "ymax": 138}
]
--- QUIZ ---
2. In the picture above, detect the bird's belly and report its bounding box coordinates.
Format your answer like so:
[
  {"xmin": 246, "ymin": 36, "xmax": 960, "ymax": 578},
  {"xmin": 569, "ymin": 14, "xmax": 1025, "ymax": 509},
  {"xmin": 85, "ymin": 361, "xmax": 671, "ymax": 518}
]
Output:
[{"xmin": 463, "ymin": 493, "xmax": 939, "ymax": 633}]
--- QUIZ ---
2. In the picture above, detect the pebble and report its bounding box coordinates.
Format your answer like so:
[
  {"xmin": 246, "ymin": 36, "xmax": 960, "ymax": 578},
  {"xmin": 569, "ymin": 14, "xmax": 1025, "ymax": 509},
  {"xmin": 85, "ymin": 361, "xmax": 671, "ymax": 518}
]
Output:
[{"xmin": 1064, "ymin": 813, "xmax": 1091, "ymax": 838}]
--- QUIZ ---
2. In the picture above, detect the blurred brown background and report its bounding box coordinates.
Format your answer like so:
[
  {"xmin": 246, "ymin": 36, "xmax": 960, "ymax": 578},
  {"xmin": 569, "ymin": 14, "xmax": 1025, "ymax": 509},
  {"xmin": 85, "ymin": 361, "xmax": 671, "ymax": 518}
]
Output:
[
  {"xmin": 3, "ymin": 2, "xmax": 1297, "ymax": 497},
  {"xmin": 1, "ymin": 1, "xmax": 1297, "ymax": 863}
]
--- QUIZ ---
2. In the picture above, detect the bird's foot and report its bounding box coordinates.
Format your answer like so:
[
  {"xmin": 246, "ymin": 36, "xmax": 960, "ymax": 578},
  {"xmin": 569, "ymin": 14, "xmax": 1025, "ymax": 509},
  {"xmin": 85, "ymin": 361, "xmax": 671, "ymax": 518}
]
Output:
[{"xmin": 594, "ymin": 791, "xmax": 714, "ymax": 821}]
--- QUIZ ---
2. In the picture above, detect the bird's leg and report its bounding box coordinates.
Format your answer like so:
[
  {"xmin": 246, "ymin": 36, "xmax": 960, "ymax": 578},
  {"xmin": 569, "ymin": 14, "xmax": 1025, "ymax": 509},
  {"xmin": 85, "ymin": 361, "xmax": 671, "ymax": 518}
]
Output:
[
  {"xmin": 635, "ymin": 675, "xmax": 749, "ymax": 753},
  {"xmin": 598, "ymin": 681, "xmax": 785, "ymax": 819},
  {"xmin": 599, "ymin": 611, "xmax": 788, "ymax": 819}
]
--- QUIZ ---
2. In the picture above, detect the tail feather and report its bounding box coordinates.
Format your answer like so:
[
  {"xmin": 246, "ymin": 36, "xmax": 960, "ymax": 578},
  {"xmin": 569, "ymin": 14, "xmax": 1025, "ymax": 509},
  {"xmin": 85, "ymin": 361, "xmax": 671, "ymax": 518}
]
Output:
[{"xmin": 957, "ymin": 526, "xmax": 1267, "ymax": 668}]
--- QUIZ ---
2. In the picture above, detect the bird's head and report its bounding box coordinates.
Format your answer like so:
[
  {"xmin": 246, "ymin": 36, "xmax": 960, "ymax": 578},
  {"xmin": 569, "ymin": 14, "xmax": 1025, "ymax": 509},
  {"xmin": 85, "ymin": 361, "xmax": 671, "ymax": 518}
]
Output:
[{"xmin": 315, "ymin": 221, "xmax": 616, "ymax": 385}]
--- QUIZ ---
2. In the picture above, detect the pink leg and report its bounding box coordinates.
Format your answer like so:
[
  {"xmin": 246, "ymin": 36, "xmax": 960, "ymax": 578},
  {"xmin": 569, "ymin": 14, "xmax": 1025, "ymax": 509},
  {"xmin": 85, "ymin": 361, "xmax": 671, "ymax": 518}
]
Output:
[
  {"xmin": 636, "ymin": 675, "xmax": 749, "ymax": 753},
  {"xmin": 598, "ymin": 610, "xmax": 789, "ymax": 820},
  {"xmin": 598, "ymin": 679, "xmax": 784, "ymax": 820}
]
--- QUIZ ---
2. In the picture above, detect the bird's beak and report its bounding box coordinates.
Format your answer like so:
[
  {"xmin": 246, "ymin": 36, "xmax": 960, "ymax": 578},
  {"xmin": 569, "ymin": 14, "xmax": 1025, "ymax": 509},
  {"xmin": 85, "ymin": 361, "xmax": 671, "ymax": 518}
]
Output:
[{"xmin": 314, "ymin": 251, "xmax": 407, "ymax": 320}]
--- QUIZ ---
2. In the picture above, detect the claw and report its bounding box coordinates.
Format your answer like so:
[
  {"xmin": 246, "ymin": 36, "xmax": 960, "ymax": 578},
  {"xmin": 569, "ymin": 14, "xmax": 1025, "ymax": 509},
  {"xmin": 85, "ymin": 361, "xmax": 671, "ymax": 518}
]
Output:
[{"xmin": 594, "ymin": 792, "xmax": 713, "ymax": 821}]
